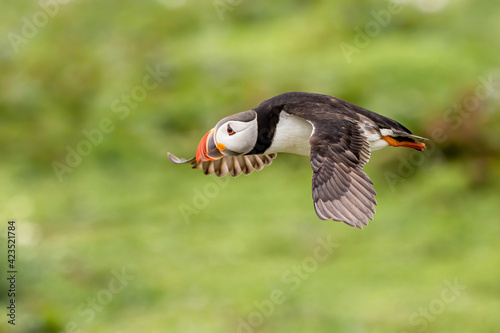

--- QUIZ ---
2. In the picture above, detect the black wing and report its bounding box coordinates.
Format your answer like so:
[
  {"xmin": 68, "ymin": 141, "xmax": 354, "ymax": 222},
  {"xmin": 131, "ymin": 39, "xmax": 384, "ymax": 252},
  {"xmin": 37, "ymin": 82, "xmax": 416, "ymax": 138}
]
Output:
[
  {"xmin": 309, "ymin": 119, "xmax": 377, "ymax": 229},
  {"xmin": 168, "ymin": 153, "xmax": 277, "ymax": 177}
]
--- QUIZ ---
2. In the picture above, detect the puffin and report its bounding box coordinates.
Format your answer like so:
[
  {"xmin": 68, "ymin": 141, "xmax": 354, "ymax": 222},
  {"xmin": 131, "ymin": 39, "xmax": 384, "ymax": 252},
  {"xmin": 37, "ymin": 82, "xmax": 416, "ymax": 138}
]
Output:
[{"xmin": 169, "ymin": 92, "xmax": 427, "ymax": 229}]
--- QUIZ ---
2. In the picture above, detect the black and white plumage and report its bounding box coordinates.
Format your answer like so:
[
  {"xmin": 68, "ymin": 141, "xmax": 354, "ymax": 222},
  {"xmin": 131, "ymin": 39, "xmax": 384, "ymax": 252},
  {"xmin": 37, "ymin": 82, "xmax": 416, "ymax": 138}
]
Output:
[{"xmin": 169, "ymin": 92, "xmax": 427, "ymax": 229}]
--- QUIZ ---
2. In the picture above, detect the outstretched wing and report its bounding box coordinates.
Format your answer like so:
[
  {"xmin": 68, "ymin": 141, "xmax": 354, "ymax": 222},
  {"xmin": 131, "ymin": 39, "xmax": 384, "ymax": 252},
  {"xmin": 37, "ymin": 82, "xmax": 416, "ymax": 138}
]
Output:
[
  {"xmin": 309, "ymin": 119, "xmax": 377, "ymax": 229},
  {"xmin": 168, "ymin": 153, "xmax": 277, "ymax": 177}
]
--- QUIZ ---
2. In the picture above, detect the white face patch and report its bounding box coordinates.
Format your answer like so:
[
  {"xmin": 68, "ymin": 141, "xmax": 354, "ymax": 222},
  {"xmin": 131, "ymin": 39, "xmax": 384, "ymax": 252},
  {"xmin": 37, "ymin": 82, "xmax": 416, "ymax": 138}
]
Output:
[{"xmin": 214, "ymin": 115, "xmax": 258, "ymax": 155}]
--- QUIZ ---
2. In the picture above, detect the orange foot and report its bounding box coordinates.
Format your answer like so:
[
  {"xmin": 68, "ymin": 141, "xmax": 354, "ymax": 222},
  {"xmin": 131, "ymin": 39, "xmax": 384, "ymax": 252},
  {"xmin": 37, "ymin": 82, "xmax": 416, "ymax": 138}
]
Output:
[{"xmin": 382, "ymin": 136, "xmax": 426, "ymax": 151}]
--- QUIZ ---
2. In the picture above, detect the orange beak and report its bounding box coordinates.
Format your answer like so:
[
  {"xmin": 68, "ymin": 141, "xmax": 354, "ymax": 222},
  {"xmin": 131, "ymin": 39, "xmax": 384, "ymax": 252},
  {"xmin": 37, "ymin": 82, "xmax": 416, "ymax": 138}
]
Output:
[{"xmin": 196, "ymin": 128, "xmax": 224, "ymax": 163}]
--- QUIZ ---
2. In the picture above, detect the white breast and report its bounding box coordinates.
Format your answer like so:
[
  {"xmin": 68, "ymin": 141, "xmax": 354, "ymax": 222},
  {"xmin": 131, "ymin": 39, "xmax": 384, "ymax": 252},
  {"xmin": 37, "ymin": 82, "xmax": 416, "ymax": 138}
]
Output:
[
  {"xmin": 265, "ymin": 113, "xmax": 394, "ymax": 155},
  {"xmin": 264, "ymin": 112, "xmax": 313, "ymax": 156}
]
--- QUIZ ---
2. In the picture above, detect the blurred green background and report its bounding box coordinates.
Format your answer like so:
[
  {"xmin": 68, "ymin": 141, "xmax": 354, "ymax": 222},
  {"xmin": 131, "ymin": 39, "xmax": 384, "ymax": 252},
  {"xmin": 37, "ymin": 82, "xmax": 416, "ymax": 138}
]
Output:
[{"xmin": 1, "ymin": 0, "xmax": 500, "ymax": 332}]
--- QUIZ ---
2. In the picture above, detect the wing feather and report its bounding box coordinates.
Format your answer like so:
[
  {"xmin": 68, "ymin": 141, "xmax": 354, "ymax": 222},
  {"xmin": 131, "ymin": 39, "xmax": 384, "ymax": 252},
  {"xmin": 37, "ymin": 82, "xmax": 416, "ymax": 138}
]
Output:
[
  {"xmin": 309, "ymin": 119, "xmax": 377, "ymax": 229},
  {"xmin": 168, "ymin": 152, "xmax": 277, "ymax": 177}
]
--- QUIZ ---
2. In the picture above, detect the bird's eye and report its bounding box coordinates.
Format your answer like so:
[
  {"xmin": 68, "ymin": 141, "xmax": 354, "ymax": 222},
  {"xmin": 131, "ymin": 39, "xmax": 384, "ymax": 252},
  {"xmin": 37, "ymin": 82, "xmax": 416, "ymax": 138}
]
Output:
[{"xmin": 227, "ymin": 124, "xmax": 236, "ymax": 136}]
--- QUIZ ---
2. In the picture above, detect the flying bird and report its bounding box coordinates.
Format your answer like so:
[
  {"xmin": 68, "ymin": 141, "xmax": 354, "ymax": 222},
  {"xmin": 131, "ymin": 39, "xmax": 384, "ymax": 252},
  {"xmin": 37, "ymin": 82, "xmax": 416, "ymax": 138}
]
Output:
[{"xmin": 169, "ymin": 92, "xmax": 427, "ymax": 229}]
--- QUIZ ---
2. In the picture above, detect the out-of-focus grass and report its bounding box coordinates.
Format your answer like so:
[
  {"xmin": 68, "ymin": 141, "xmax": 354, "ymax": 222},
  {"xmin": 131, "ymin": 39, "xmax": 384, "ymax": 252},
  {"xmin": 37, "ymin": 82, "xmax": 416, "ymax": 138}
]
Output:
[
  {"xmin": 4, "ymin": 157, "xmax": 500, "ymax": 333},
  {"xmin": 1, "ymin": 0, "xmax": 500, "ymax": 332}
]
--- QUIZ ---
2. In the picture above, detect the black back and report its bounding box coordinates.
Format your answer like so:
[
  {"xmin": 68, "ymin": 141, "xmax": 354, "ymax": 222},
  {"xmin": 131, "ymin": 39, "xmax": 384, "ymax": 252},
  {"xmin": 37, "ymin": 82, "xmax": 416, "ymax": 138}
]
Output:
[{"xmin": 247, "ymin": 92, "xmax": 415, "ymax": 155}]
